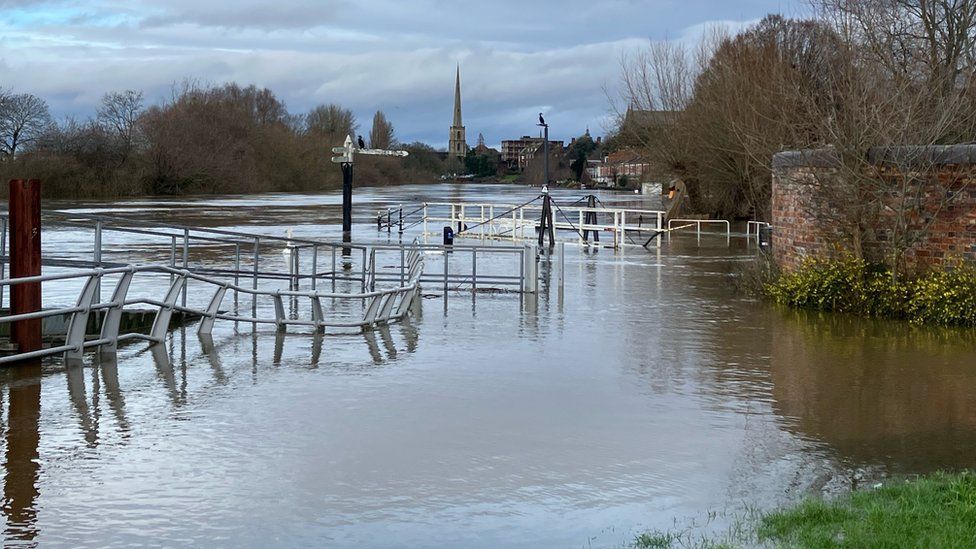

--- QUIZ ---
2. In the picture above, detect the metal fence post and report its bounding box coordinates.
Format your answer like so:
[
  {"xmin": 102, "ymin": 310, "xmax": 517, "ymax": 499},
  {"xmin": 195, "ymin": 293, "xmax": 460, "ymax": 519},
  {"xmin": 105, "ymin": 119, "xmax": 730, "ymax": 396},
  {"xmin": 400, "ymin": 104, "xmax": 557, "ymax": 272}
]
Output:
[
  {"xmin": 234, "ymin": 243, "xmax": 241, "ymax": 312},
  {"xmin": 182, "ymin": 228, "xmax": 189, "ymax": 307},
  {"xmin": 94, "ymin": 220, "xmax": 102, "ymax": 303},
  {"xmin": 65, "ymin": 274, "xmax": 100, "ymax": 361},
  {"xmin": 361, "ymin": 248, "xmax": 367, "ymax": 293},
  {"xmin": 1, "ymin": 215, "xmax": 7, "ymax": 311},
  {"xmin": 252, "ymin": 237, "xmax": 260, "ymax": 319},
  {"xmin": 150, "ymin": 274, "xmax": 186, "ymax": 343},
  {"xmin": 99, "ymin": 269, "xmax": 134, "ymax": 355},
  {"xmin": 311, "ymin": 244, "xmax": 318, "ymax": 290},
  {"xmin": 443, "ymin": 250, "xmax": 449, "ymax": 293},
  {"xmin": 558, "ymin": 241, "xmax": 565, "ymax": 293}
]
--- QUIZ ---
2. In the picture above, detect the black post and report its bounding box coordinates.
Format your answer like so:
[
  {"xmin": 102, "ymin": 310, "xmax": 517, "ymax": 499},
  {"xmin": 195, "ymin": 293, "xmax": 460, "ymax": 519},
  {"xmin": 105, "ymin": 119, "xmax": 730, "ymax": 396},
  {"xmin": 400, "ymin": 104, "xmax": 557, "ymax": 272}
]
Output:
[
  {"xmin": 546, "ymin": 195, "xmax": 555, "ymax": 247},
  {"xmin": 583, "ymin": 194, "xmax": 599, "ymax": 243},
  {"xmin": 543, "ymin": 124, "xmax": 549, "ymax": 187},
  {"xmin": 341, "ymin": 162, "xmax": 353, "ymax": 255},
  {"xmin": 538, "ymin": 192, "xmax": 555, "ymax": 248}
]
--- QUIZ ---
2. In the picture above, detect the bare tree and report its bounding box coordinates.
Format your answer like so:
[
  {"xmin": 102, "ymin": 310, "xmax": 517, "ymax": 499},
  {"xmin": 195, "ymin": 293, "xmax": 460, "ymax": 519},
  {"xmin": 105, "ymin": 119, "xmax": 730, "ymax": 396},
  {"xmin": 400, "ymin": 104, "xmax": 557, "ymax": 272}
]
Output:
[
  {"xmin": 97, "ymin": 90, "xmax": 144, "ymax": 165},
  {"xmin": 368, "ymin": 110, "xmax": 395, "ymax": 149},
  {"xmin": 0, "ymin": 93, "xmax": 52, "ymax": 158},
  {"xmin": 815, "ymin": 0, "xmax": 976, "ymax": 92},
  {"xmin": 792, "ymin": 0, "xmax": 976, "ymax": 276},
  {"xmin": 305, "ymin": 104, "xmax": 357, "ymax": 139}
]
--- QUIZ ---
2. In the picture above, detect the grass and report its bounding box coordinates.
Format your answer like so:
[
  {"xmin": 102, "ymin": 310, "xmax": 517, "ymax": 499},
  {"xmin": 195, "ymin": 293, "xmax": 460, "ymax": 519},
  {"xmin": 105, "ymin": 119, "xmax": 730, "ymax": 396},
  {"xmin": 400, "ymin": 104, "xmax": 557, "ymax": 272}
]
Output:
[
  {"xmin": 759, "ymin": 472, "xmax": 976, "ymax": 548},
  {"xmin": 631, "ymin": 472, "xmax": 976, "ymax": 548}
]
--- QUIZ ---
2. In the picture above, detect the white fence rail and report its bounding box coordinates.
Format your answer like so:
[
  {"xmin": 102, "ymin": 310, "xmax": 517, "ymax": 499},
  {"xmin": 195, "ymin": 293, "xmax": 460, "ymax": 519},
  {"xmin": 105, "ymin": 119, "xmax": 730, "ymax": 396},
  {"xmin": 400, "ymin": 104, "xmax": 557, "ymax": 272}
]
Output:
[
  {"xmin": 419, "ymin": 201, "xmax": 667, "ymax": 248},
  {"xmin": 0, "ymin": 246, "xmax": 424, "ymax": 365}
]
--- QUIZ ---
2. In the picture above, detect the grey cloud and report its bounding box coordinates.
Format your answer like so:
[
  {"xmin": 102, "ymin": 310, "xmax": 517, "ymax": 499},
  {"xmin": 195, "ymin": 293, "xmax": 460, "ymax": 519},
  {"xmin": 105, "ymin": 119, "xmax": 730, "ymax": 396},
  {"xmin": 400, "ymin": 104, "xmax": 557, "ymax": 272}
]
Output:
[{"xmin": 1, "ymin": 0, "xmax": 803, "ymax": 147}]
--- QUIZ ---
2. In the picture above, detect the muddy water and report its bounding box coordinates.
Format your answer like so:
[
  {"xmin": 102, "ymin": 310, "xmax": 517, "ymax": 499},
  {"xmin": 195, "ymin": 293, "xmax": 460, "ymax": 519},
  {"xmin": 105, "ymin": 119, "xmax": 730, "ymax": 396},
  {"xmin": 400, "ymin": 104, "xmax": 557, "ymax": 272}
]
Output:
[{"xmin": 1, "ymin": 184, "xmax": 975, "ymax": 548}]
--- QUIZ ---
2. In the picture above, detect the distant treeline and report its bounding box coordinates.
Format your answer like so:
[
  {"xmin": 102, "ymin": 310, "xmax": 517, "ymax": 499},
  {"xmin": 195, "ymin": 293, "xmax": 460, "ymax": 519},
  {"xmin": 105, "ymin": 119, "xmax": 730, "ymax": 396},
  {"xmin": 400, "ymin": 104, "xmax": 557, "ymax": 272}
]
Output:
[{"xmin": 0, "ymin": 82, "xmax": 447, "ymax": 199}]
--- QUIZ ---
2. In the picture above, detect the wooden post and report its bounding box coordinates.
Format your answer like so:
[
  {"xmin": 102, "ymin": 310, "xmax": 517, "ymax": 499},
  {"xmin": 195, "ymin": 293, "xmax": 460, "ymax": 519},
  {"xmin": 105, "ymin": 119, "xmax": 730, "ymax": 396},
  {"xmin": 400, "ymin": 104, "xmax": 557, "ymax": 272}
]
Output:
[{"xmin": 9, "ymin": 179, "xmax": 42, "ymax": 356}]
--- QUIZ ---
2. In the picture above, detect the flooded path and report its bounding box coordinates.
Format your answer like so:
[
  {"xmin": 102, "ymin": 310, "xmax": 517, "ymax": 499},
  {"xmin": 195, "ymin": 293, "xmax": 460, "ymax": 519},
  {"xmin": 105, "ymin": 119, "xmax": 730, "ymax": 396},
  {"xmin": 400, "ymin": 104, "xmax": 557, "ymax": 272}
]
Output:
[{"xmin": 2, "ymin": 184, "xmax": 975, "ymax": 547}]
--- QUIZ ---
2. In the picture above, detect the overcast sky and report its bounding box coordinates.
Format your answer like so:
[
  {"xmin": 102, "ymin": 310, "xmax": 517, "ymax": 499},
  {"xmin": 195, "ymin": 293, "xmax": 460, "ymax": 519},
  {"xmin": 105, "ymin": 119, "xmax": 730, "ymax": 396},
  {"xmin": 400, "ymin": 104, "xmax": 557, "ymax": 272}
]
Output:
[{"xmin": 0, "ymin": 0, "xmax": 803, "ymax": 148}]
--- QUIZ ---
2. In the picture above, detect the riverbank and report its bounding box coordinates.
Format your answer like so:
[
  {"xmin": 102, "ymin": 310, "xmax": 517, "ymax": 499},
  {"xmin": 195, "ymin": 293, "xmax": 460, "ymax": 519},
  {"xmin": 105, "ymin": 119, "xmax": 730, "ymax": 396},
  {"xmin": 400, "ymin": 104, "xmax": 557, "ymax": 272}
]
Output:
[
  {"xmin": 756, "ymin": 255, "xmax": 976, "ymax": 328},
  {"xmin": 761, "ymin": 472, "xmax": 976, "ymax": 547},
  {"xmin": 635, "ymin": 472, "xmax": 976, "ymax": 548}
]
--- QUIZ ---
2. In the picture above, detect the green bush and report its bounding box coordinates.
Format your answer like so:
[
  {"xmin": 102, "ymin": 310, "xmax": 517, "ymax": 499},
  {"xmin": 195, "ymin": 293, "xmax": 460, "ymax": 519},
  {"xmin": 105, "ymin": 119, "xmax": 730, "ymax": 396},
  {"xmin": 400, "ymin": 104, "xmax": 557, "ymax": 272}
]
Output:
[
  {"xmin": 766, "ymin": 256, "xmax": 976, "ymax": 327},
  {"xmin": 906, "ymin": 263, "xmax": 976, "ymax": 326}
]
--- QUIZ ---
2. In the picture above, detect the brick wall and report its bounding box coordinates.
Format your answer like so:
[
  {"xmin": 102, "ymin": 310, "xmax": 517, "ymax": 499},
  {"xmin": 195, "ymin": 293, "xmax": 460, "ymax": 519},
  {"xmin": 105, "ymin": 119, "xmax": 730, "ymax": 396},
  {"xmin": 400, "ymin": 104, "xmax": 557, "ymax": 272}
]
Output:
[{"xmin": 771, "ymin": 147, "xmax": 976, "ymax": 272}]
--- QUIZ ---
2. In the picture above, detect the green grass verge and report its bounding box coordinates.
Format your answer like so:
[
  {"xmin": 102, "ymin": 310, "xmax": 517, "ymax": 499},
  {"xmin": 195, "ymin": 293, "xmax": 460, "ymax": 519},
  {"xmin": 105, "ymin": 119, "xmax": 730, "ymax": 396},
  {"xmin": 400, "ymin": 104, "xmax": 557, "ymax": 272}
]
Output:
[{"xmin": 759, "ymin": 472, "xmax": 976, "ymax": 547}]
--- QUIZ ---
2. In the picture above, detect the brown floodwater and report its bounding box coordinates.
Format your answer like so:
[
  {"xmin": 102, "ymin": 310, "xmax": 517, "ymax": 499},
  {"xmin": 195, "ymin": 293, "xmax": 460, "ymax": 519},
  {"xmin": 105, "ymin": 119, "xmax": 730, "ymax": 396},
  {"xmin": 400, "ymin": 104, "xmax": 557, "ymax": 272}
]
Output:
[{"xmin": 0, "ymin": 183, "xmax": 974, "ymax": 548}]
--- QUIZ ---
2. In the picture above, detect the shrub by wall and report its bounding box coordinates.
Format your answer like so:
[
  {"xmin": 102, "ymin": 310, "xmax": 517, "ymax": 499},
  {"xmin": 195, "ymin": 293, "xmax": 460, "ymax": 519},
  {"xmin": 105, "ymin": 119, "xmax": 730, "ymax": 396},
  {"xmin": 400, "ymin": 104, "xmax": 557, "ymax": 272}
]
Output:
[{"xmin": 767, "ymin": 256, "xmax": 976, "ymax": 327}]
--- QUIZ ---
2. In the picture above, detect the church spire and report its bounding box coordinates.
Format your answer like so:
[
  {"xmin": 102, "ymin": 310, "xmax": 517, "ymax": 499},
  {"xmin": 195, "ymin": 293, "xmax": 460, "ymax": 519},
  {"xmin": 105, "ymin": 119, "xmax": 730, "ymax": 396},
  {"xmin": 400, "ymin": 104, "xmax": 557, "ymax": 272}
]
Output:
[
  {"xmin": 449, "ymin": 64, "xmax": 467, "ymax": 159},
  {"xmin": 453, "ymin": 64, "xmax": 463, "ymax": 128}
]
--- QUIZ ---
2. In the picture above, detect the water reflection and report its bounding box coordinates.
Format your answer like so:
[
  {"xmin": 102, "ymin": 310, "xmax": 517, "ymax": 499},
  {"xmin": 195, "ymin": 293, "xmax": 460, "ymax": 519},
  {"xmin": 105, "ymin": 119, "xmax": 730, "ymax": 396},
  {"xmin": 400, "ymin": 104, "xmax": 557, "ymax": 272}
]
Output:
[
  {"xmin": 771, "ymin": 310, "xmax": 976, "ymax": 473},
  {"xmin": 0, "ymin": 322, "xmax": 422, "ymax": 543},
  {"xmin": 2, "ymin": 363, "xmax": 40, "ymax": 544}
]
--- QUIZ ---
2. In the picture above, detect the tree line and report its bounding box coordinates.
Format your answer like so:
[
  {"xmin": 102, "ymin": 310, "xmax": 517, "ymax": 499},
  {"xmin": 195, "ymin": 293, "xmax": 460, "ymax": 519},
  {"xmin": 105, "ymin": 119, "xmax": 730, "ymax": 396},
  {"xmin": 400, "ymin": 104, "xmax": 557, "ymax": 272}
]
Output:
[
  {"xmin": 615, "ymin": 0, "xmax": 976, "ymax": 276},
  {"xmin": 0, "ymin": 82, "xmax": 446, "ymax": 199}
]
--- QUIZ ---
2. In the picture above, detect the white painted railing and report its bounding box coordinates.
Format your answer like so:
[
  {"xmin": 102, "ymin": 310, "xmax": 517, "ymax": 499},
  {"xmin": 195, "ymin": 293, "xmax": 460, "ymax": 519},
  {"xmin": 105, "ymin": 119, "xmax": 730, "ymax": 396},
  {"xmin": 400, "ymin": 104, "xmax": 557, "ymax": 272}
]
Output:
[
  {"xmin": 419, "ymin": 201, "xmax": 667, "ymax": 248},
  {"xmin": 666, "ymin": 219, "xmax": 731, "ymax": 241},
  {"xmin": 746, "ymin": 221, "xmax": 771, "ymax": 244},
  {"xmin": 0, "ymin": 246, "xmax": 425, "ymax": 365}
]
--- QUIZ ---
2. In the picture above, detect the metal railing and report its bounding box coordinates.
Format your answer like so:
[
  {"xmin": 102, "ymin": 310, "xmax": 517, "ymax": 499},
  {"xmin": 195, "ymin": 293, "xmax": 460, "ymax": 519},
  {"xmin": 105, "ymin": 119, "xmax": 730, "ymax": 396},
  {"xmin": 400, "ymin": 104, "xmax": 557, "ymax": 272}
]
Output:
[
  {"xmin": 418, "ymin": 201, "xmax": 667, "ymax": 248},
  {"xmin": 666, "ymin": 219, "xmax": 731, "ymax": 241},
  {"xmin": 746, "ymin": 221, "xmax": 771, "ymax": 244},
  {"xmin": 0, "ymin": 245, "xmax": 425, "ymax": 365}
]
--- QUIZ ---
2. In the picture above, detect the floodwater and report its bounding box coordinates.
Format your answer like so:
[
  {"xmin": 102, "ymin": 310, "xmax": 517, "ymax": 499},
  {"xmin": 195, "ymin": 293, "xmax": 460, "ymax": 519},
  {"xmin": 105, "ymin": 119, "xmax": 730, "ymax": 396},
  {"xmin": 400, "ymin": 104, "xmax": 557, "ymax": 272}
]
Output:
[{"xmin": 1, "ymin": 183, "xmax": 975, "ymax": 548}]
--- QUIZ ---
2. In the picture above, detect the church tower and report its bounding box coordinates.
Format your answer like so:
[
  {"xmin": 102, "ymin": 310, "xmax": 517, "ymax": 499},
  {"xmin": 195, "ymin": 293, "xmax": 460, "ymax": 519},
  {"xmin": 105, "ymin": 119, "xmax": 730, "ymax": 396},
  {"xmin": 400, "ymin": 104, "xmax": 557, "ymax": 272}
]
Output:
[{"xmin": 449, "ymin": 65, "xmax": 467, "ymax": 159}]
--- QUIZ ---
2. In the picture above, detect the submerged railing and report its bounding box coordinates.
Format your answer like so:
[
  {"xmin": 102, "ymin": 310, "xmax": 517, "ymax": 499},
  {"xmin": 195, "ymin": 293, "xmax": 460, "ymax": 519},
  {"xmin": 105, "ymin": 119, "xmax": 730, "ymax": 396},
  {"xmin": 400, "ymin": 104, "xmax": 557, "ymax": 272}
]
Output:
[
  {"xmin": 415, "ymin": 201, "xmax": 668, "ymax": 248},
  {"xmin": 0, "ymin": 207, "xmax": 538, "ymax": 365},
  {"xmin": 0, "ymin": 243, "xmax": 425, "ymax": 365}
]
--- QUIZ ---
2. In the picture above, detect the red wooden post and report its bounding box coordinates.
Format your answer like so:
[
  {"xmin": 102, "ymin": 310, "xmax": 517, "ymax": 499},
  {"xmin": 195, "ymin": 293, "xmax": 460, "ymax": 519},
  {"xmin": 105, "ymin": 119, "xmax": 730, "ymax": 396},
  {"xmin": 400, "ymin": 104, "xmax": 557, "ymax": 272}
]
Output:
[{"xmin": 9, "ymin": 179, "xmax": 42, "ymax": 356}]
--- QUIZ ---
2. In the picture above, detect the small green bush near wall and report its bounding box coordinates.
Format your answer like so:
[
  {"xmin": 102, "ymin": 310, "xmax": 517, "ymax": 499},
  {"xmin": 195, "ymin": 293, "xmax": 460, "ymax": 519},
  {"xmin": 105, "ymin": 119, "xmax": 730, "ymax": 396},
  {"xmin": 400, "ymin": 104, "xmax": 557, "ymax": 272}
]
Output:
[{"xmin": 766, "ymin": 256, "xmax": 976, "ymax": 327}]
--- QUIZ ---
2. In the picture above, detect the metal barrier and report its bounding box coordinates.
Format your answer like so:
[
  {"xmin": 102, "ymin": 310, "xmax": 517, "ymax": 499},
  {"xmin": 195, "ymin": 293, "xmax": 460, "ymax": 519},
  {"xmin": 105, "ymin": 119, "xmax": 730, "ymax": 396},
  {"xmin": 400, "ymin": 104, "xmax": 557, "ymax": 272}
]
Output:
[
  {"xmin": 0, "ymin": 245, "xmax": 425, "ymax": 365},
  {"xmin": 746, "ymin": 221, "xmax": 771, "ymax": 244},
  {"xmin": 0, "ymin": 207, "xmax": 536, "ymax": 365},
  {"xmin": 666, "ymin": 219, "xmax": 731, "ymax": 241},
  {"xmin": 419, "ymin": 201, "xmax": 667, "ymax": 248}
]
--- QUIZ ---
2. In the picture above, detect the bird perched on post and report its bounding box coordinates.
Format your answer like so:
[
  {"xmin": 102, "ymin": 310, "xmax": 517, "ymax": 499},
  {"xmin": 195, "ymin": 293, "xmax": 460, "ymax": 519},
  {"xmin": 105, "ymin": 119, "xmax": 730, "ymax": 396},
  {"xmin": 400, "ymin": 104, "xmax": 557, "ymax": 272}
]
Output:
[
  {"xmin": 358, "ymin": 135, "xmax": 366, "ymax": 149},
  {"xmin": 538, "ymin": 113, "xmax": 546, "ymax": 126}
]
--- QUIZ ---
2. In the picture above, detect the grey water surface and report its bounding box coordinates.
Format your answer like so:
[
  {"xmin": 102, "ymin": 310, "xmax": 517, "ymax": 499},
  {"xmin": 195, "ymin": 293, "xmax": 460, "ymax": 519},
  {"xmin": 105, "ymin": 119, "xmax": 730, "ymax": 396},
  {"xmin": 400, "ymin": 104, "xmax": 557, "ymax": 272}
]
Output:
[{"xmin": 1, "ymin": 184, "xmax": 974, "ymax": 548}]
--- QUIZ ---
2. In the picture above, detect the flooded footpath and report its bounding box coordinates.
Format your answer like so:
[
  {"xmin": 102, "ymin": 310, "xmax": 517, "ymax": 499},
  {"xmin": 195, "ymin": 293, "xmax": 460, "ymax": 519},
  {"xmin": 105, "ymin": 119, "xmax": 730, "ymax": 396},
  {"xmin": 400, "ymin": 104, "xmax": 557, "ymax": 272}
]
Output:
[{"xmin": 1, "ymin": 184, "xmax": 975, "ymax": 548}]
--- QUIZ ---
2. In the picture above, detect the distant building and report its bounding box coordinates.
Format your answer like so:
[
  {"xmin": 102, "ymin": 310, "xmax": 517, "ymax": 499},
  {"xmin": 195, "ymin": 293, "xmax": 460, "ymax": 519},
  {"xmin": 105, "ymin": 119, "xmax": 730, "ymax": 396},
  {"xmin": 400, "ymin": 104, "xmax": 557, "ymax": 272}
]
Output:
[
  {"xmin": 448, "ymin": 66, "xmax": 468, "ymax": 159},
  {"xmin": 588, "ymin": 149, "xmax": 651, "ymax": 187},
  {"xmin": 501, "ymin": 136, "xmax": 565, "ymax": 170}
]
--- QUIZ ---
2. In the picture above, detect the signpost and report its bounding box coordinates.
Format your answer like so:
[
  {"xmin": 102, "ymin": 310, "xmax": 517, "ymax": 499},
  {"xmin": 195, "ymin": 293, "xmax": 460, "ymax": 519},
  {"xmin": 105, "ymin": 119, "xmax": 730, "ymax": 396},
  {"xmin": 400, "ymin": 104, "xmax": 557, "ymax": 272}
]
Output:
[{"xmin": 331, "ymin": 135, "xmax": 408, "ymax": 252}]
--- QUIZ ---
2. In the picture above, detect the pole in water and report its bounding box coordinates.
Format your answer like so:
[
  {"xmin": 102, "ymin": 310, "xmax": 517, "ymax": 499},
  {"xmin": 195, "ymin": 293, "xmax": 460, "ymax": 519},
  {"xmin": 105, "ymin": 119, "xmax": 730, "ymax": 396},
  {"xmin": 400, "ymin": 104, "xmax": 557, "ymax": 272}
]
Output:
[
  {"xmin": 583, "ymin": 194, "xmax": 599, "ymax": 243},
  {"xmin": 342, "ymin": 161, "xmax": 353, "ymax": 252},
  {"xmin": 8, "ymin": 179, "xmax": 42, "ymax": 359},
  {"xmin": 537, "ymin": 186, "xmax": 555, "ymax": 249}
]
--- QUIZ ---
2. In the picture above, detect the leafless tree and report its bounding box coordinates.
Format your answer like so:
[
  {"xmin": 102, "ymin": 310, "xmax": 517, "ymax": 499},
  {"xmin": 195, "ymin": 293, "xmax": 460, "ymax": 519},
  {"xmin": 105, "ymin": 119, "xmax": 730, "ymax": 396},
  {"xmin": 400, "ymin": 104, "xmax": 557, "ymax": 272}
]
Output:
[
  {"xmin": 792, "ymin": 0, "xmax": 976, "ymax": 275},
  {"xmin": 305, "ymin": 104, "xmax": 357, "ymax": 140},
  {"xmin": 368, "ymin": 110, "xmax": 395, "ymax": 149},
  {"xmin": 97, "ymin": 90, "xmax": 144, "ymax": 165},
  {"xmin": 0, "ymin": 92, "xmax": 52, "ymax": 158}
]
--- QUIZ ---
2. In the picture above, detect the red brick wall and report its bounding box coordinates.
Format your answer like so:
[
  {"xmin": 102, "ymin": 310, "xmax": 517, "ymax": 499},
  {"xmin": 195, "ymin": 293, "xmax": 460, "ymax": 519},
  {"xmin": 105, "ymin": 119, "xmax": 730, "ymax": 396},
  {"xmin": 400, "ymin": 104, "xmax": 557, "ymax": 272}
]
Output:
[{"xmin": 772, "ymin": 164, "xmax": 976, "ymax": 271}]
